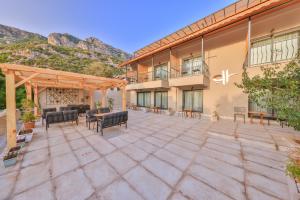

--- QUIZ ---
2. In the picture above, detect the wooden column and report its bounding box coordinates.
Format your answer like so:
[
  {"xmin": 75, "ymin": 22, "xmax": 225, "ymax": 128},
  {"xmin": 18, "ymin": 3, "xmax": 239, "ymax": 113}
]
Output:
[
  {"xmin": 121, "ymin": 86, "xmax": 127, "ymax": 111},
  {"xmin": 89, "ymin": 90, "xmax": 95, "ymax": 109},
  {"xmin": 5, "ymin": 70, "xmax": 17, "ymax": 148},
  {"xmin": 101, "ymin": 90, "xmax": 107, "ymax": 107},
  {"xmin": 25, "ymin": 82, "xmax": 32, "ymax": 100},
  {"xmin": 34, "ymin": 84, "xmax": 39, "ymax": 116}
]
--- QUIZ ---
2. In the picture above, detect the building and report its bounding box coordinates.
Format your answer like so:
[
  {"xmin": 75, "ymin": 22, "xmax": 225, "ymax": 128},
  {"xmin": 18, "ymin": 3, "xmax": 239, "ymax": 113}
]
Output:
[{"xmin": 119, "ymin": 0, "xmax": 300, "ymax": 119}]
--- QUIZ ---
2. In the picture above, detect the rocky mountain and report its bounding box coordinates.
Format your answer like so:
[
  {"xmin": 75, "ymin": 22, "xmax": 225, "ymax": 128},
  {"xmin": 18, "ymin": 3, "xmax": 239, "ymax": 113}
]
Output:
[{"xmin": 0, "ymin": 24, "xmax": 131, "ymax": 75}]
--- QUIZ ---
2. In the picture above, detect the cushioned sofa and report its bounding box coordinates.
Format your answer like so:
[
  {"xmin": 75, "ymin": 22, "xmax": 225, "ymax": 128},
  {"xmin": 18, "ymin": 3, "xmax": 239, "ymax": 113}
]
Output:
[
  {"xmin": 46, "ymin": 110, "xmax": 78, "ymax": 130},
  {"xmin": 96, "ymin": 111, "xmax": 128, "ymax": 135}
]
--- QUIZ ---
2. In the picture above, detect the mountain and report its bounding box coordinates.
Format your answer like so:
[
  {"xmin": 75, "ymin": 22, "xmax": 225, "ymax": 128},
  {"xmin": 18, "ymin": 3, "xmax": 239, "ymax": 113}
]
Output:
[{"xmin": 0, "ymin": 24, "xmax": 131, "ymax": 76}]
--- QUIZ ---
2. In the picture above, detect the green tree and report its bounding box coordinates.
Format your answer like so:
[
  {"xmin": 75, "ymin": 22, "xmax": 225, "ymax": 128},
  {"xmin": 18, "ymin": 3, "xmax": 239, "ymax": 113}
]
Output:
[
  {"xmin": 236, "ymin": 60, "xmax": 300, "ymax": 130},
  {"xmin": 83, "ymin": 62, "xmax": 124, "ymax": 78}
]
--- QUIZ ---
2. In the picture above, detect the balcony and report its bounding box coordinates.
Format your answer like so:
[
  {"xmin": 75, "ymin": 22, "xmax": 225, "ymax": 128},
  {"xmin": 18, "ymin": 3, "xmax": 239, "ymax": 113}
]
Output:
[
  {"xmin": 169, "ymin": 62, "xmax": 210, "ymax": 87},
  {"xmin": 126, "ymin": 70, "xmax": 169, "ymax": 90}
]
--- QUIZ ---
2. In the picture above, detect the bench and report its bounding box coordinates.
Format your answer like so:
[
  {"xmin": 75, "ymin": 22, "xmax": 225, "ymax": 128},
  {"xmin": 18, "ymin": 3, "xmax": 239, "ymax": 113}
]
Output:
[
  {"xmin": 96, "ymin": 111, "xmax": 128, "ymax": 135},
  {"xmin": 46, "ymin": 110, "xmax": 78, "ymax": 130},
  {"xmin": 42, "ymin": 108, "xmax": 57, "ymax": 125}
]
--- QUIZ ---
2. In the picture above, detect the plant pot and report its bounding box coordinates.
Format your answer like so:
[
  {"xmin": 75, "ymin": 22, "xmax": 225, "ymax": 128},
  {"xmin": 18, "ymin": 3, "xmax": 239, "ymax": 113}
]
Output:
[
  {"xmin": 24, "ymin": 121, "xmax": 35, "ymax": 129},
  {"xmin": 19, "ymin": 129, "xmax": 33, "ymax": 135},
  {"xmin": 3, "ymin": 152, "xmax": 18, "ymax": 168},
  {"xmin": 17, "ymin": 138, "xmax": 26, "ymax": 148}
]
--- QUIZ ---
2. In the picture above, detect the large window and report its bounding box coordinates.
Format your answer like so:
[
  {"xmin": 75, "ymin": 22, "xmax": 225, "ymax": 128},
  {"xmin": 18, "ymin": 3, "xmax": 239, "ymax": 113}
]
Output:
[
  {"xmin": 183, "ymin": 90, "xmax": 203, "ymax": 112},
  {"xmin": 154, "ymin": 91, "xmax": 168, "ymax": 109},
  {"xmin": 137, "ymin": 92, "xmax": 151, "ymax": 107},
  {"xmin": 154, "ymin": 64, "xmax": 168, "ymax": 80},
  {"xmin": 182, "ymin": 56, "xmax": 202, "ymax": 76},
  {"xmin": 250, "ymin": 31, "xmax": 299, "ymax": 66}
]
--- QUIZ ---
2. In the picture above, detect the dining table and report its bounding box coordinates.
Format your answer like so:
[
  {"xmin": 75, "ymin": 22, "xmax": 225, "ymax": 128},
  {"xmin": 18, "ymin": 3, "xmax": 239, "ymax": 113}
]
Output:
[{"xmin": 248, "ymin": 111, "xmax": 267, "ymax": 125}]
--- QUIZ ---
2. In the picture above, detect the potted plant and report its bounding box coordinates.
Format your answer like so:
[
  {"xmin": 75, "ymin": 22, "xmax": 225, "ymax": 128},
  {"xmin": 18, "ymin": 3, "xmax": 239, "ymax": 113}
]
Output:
[
  {"xmin": 20, "ymin": 99, "xmax": 36, "ymax": 129},
  {"xmin": 108, "ymin": 98, "xmax": 114, "ymax": 111},
  {"xmin": 18, "ymin": 129, "xmax": 33, "ymax": 142},
  {"xmin": 211, "ymin": 104, "xmax": 220, "ymax": 121},
  {"xmin": 3, "ymin": 151, "xmax": 18, "ymax": 168},
  {"xmin": 286, "ymin": 160, "xmax": 300, "ymax": 183},
  {"xmin": 96, "ymin": 101, "xmax": 102, "ymax": 109}
]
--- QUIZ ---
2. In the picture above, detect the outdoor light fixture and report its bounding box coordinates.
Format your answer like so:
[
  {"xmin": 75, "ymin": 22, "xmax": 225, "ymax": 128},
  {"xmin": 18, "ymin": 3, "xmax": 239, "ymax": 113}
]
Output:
[{"xmin": 212, "ymin": 69, "xmax": 238, "ymax": 85}]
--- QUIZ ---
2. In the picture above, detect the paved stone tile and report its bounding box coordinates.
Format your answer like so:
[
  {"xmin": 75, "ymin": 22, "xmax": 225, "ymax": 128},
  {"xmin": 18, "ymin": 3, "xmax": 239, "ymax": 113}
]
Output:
[
  {"xmin": 243, "ymin": 145, "xmax": 286, "ymax": 162},
  {"xmin": 118, "ymin": 134, "xmax": 140, "ymax": 143},
  {"xmin": 49, "ymin": 143, "xmax": 71, "ymax": 157},
  {"xmin": 170, "ymin": 193, "xmax": 189, "ymax": 200},
  {"xmin": 51, "ymin": 153, "xmax": 79, "ymax": 178},
  {"xmin": 154, "ymin": 149, "xmax": 190, "ymax": 171},
  {"xmin": 27, "ymin": 139, "xmax": 48, "ymax": 152},
  {"xmin": 200, "ymin": 147, "xmax": 243, "ymax": 167},
  {"xmin": 54, "ymin": 169, "xmax": 94, "ymax": 200},
  {"xmin": 108, "ymin": 137, "xmax": 129, "ymax": 148},
  {"xmin": 247, "ymin": 186, "xmax": 279, "ymax": 200},
  {"xmin": 74, "ymin": 146, "xmax": 100, "ymax": 166},
  {"xmin": 164, "ymin": 143, "xmax": 195, "ymax": 159},
  {"xmin": 245, "ymin": 160, "xmax": 287, "ymax": 184},
  {"xmin": 195, "ymin": 154, "xmax": 244, "ymax": 182},
  {"xmin": 106, "ymin": 151, "xmax": 136, "ymax": 174},
  {"xmin": 178, "ymin": 135, "xmax": 204, "ymax": 145},
  {"xmin": 121, "ymin": 144, "xmax": 148, "ymax": 161},
  {"xmin": 21, "ymin": 148, "xmax": 49, "ymax": 168},
  {"xmin": 86, "ymin": 135, "xmax": 116, "ymax": 155},
  {"xmin": 14, "ymin": 162, "xmax": 50, "ymax": 194},
  {"xmin": 144, "ymin": 136, "xmax": 167, "ymax": 147},
  {"xmin": 178, "ymin": 176, "xmax": 232, "ymax": 200},
  {"xmin": 98, "ymin": 179, "xmax": 143, "ymax": 200},
  {"xmin": 124, "ymin": 166, "xmax": 171, "ymax": 200},
  {"xmin": 83, "ymin": 159, "xmax": 118, "ymax": 189},
  {"xmin": 134, "ymin": 140, "xmax": 157, "ymax": 153},
  {"xmin": 246, "ymin": 172, "xmax": 289, "ymax": 200},
  {"xmin": 13, "ymin": 181, "xmax": 54, "ymax": 200},
  {"xmin": 0, "ymin": 171, "xmax": 18, "ymax": 200},
  {"xmin": 205, "ymin": 142, "xmax": 241, "ymax": 156},
  {"xmin": 48, "ymin": 135, "xmax": 66, "ymax": 147},
  {"xmin": 171, "ymin": 139, "xmax": 200, "ymax": 151},
  {"xmin": 243, "ymin": 154, "xmax": 284, "ymax": 171},
  {"xmin": 69, "ymin": 138, "xmax": 88, "ymax": 150},
  {"xmin": 188, "ymin": 164, "xmax": 246, "ymax": 200},
  {"xmin": 207, "ymin": 137, "xmax": 241, "ymax": 150},
  {"xmin": 152, "ymin": 133, "xmax": 174, "ymax": 142},
  {"xmin": 142, "ymin": 156, "xmax": 182, "ymax": 187},
  {"xmin": 65, "ymin": 132, "xmax": 82, "ymax": 141}
]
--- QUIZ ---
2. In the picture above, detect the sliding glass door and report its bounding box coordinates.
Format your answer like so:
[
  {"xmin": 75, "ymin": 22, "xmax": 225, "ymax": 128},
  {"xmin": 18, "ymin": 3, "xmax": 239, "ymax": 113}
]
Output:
[
  {"xmin": 137, "ymin": 92, "xmax": 151, "ymax": 107},
  {"xmin": 155, "ymin": 91, "xmax": 168, "ymax": 109},
  {"xmin": 182, "ymin": 56, "xmax": 202, "ymax": 76},
  {"xmin": 183, "ymin": 90, "xmax": 203, "ymax": 112},
  {"xmin": 154, "ymin": 64, "xmax": 168, "ymax": 80}
]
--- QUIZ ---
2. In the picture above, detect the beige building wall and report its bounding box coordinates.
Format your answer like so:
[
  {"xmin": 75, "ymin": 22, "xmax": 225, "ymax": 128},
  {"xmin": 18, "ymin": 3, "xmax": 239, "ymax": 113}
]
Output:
[{"xmin": 126, "ymin": 3, "xmax": 300, "ymax": 118}]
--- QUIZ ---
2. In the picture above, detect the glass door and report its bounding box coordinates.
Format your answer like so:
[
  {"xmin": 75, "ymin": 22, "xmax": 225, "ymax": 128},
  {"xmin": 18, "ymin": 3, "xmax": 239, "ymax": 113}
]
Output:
[
  {"xmin": 155, "ymin": 91, "xmax": 168, "ymax": 109},
  {"xmin": 154, "ymin": 64, "xmax": 168, "ymax": 80},
  {"xmin": 183, "ymin": 90, "xmax": 203, "ymax": 112}
]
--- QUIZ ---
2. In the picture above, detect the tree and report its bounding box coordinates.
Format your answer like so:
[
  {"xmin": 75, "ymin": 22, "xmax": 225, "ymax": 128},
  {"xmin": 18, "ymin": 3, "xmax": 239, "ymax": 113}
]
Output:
[
  {"xmin": 83, "ymin": 62, "xmax": 124, "ymax": 78},
  {"xmin": 236, "ymin": 60, "xmax": 300, "ymax": 130}
]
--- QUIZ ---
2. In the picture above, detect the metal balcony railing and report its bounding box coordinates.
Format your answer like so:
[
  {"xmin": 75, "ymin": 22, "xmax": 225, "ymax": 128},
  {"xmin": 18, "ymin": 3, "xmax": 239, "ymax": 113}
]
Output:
[
  {"xmin": 126, "ymin": 69, "xmax": 169, "ymax": 84},
  {"xmin": 170, "ymin": 61, "xmax": 209, "ymax": 79}
]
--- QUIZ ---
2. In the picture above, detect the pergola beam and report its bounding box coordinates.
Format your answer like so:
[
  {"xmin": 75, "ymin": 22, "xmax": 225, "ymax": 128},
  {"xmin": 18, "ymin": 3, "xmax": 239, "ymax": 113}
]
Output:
[{"xmin": 15, "ymin": 72, "xmax": 40, "ymax": 88}]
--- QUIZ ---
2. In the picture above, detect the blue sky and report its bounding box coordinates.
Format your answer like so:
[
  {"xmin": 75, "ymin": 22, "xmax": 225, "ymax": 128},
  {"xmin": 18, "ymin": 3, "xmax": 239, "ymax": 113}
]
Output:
[{"xmin": 0, "ymin": 0, "xmax": 236, "ymax": 53}]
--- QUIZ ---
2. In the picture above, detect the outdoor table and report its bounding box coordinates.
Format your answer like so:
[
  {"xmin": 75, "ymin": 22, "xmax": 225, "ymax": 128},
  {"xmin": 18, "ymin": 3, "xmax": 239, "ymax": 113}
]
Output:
[
  {"xmin": 248, "ymin": 111, "xmax": 266, "ymax": 125},
  {"xmin": 152, "ymin": 107, "xmax": 160, "ymax": 114},
  {"xmin": 183, "ymin": 109, "xmax": 193, "ymax": 118},
  {"xmin": 93, "ymin": 112, "xmax": 111, "ymax": 120}
]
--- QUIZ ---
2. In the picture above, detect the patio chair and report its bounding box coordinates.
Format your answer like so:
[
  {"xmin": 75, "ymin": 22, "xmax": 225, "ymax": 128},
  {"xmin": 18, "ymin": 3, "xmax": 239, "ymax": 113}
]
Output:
[
  {"xmin": 86, "ymin": 109, "xmax": 97, "ymax": 129},
  {"xmin": 42, "ymin": 108, "xmax": 57, "ymax": 125},
  {"xmin": 59, "ymin": 106, "xmax": 72, "ymax": 112},
  {"xmin": 234, "ymin": 106, "xmax": 246, "ymax": 123},
  {"xmin": 98, "ymin": 107, "xmax": 110, "ymax": 113}
]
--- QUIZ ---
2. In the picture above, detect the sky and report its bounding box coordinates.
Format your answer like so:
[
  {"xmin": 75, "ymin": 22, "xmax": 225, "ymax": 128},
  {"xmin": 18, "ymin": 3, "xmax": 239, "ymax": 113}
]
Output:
[{"xmin": 0, "ymin": 0, "xmax": 236, "ymax": 53}]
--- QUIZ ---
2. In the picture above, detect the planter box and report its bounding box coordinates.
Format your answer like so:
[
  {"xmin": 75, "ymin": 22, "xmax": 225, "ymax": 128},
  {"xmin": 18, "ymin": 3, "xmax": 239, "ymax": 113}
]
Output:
[
  {"xmin": 3, "ymin": 152, "xmax": 18, "ymax": 168},
  {"xmin": 18, "ymin": 129, "xmax": 33, "ymax": 142}
]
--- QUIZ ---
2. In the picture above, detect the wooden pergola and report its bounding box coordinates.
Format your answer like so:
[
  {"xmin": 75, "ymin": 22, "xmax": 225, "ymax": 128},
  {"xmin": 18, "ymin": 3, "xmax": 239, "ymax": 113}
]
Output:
[{"xmin": 0, "ymin": 64, "xmax": 127, "ymax": 149}]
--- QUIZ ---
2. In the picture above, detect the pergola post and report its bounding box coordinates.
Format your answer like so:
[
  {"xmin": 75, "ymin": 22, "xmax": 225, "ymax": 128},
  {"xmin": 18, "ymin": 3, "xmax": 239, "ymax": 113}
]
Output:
[
  {"xmin": 34, "ymin": 84, "xmax": 39, "ymax": 116},
  {"xmin": 5, "ymin": 70, "xmax": 17, "ymax": 148},
  {"xmin": 121, "ymin": 86, "xmax": 127, "ymax": 111},
  {"xmin": 89, "ymin": 90, "xmax": 95, "ymax": 109},
  {"xmin": 101, "ymin": 90, "xmax": 107, "ymax": 107},
  {"xmin": 25, "ymin": 82, "xmax": 32, "ymax": 100}
]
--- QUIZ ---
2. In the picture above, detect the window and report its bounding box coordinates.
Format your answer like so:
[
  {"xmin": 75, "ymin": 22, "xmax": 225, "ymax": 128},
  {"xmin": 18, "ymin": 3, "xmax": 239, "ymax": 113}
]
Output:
[
  {"xmin": 137, "ymin": 92, "xmax": 151, "ymax": 107},
  {"xmin": 155, "ymin": 91, "xmax": 168, "ymax": 109},
  {"xmin": 154, "ymin": 64, "xmax": 168, "ymax": 80},
  {"xmin": 183, "ymin": 90, "xmax": 203, "ymax": 112},
  {"xmin": 182, "ymin": 56, "xmax": 202, "ymax": 76},
  {"xmin": 250, "ymin": 31, "xmax": 299, "ymax": 66}
]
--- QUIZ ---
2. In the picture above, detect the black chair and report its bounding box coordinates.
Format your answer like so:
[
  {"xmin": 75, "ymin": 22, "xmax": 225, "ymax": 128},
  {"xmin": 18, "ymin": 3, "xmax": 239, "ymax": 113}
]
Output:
[
  {"xmin": 86, "ymin": 109, "xmax": 97, "ymax": 129},
  {"xmin": 46, "ymin": 111, "xmax": 64, "ymax": 130},
  {"xmin": 98, "ymin": 107, "xmax": 110, "ymax": 113},
  {"xmin": 42, "ymin": 108, "xmax": 57, "ymax": 125},
  {"xmin": 63, "ymin": 110, "xmax": 79, "ymax": 124},
  {"xmin": 59, "ymin": 106, "xmax": 72, "ymax": 112},
  {"xmin": 234, "ymin": 106, "xmax": 246, "ymax": 123},
  {"xmin": 97, "ymin": 111, "xmax": 128, "ymax": 135}
]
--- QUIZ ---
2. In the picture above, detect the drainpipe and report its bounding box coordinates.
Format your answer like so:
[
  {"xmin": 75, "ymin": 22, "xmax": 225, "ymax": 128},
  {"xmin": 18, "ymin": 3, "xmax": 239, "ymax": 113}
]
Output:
[{"xmin": 247, "ymin": 17, "xmax": 251, "ymax": 67}]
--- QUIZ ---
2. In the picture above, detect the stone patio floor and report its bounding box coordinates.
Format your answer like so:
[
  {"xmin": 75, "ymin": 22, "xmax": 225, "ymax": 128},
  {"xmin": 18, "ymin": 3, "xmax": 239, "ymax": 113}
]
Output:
[{"xmin": 0, "ymin": 110, "xmax": 299, "ymax": 200}]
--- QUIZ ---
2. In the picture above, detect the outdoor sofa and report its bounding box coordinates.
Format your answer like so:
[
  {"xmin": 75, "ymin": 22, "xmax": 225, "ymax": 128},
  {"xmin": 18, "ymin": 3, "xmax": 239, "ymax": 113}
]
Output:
[
  {"xmin": 45, "ymin": 110, "xmax": 78, "ymax": 130},
  {"xmin": 85, "ymin": 107, "xmax": 111, "ymax": 130},
  {"xmin": 97, "ymin": 111, "xmax": 128, "ymax": 135},
  {"xmin": 42, "ymin": 108, "xmax": 57, "ymax": 125}
]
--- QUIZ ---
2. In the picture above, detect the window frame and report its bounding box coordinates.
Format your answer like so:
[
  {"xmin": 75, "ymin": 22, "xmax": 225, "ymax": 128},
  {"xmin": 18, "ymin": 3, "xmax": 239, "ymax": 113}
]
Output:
[
  {"xmin": 137, "ymin": 92, "xmax": 151, "ymax": 108},
  {"xmin": 182, "ymin": 90, "xmax": 203, "ymax": 112},
  {"xmin": 154, "ymin": 91, "xmax": 168, "ymax": 110}
]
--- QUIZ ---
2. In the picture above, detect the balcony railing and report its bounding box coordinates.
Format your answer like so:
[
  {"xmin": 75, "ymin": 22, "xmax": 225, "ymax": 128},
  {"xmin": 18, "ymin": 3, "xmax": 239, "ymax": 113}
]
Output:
[
  {"xmin": 170, "ymin": 61, "xmax": 209, "ymax": 79},
  {"xmin": 127, "ymin": 69, "xmax": 169, "ymax": 84}
]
